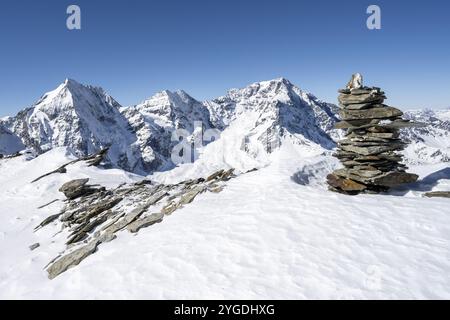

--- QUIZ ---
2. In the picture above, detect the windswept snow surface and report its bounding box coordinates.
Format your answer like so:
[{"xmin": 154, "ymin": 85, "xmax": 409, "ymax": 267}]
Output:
[{"xmin": 1, "ymin": 143, "xmax": 450, "ymax": 299}]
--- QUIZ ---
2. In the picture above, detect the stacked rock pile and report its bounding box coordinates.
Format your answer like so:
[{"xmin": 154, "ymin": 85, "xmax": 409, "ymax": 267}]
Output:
[{"xmin": 327, "ymin": 74, "xmax": 420, "ymax": 194}]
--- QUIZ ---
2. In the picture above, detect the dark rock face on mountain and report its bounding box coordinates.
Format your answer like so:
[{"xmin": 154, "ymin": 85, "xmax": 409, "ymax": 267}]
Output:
[
  {"xmin": 327, "ymin": 74, "xmax": 421, "ymax": 195},
  {"xmin": 0, "ymin": 123, "xmax": 24, "ymax": 156}
]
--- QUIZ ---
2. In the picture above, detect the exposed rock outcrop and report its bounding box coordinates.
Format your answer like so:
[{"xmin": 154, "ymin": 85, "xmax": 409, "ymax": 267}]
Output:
[
  {"xmin": 36, "ymin": 169, "xmax": 237, "ymax": 279},
  {"xmin": 59, "ymin": 178, "xmax": 102, "ymax": 200},
  {"xmin": 424, "ymin": 191, "xmax": 450, "ymax": 199}
]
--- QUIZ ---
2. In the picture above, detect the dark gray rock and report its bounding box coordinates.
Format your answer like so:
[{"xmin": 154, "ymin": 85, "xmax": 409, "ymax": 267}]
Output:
[
  {"xmin": 339, "ymin": 106, "xmax": 403, "ymax": 121},
  {"xmin": 341, "ymin": 102, "xmax": 377, "ymax": 110},
  {"xmin": 179, "ymin": 186, "xmax": 206, "ymax": 205},
  {"xmin": 59, "ymin": 179, "xmax": 90, "ymax": 200},
  {"xmin": 127, "ymin": 212, "xmax": 164, "ymax": 233},
  {"xmin": 29, "ymin": 243, "xmax": 40, "ymax": 251},
  {"xmin": 206, "ymin": 170, "xmax": 225, "ymax": 182},
  {"xmin": 372, "ymin": 172, "xmax": 419, "ymax": 187},
  {"xmin": 334, "ymin": 169, "xmax": 418, "ymax": 187},
  {"xmin": 47, "ymin": 244, "xmax": 94, "ymax": 279},
  {"xmin": 47, "ymin": 238, "xmax": 100, "ymax": 279},
  {"xmin": 338, "ymin": 92, "xmax": 385, "ymax": 105},
  {"xmin": 34, "ymin": 212, "xmax": 63, "ymax": 231},
  {"xmin": 424, "ymin": 191, "xmax": 450, "ymax": 199},
  {"xmin": 348, "ymin": 132, "xmax": 399, "ymax": 139},
  {"xmin": 327, "ymin": 174, "xmax": 367, "ymax": 192},
  {"xmin": 340, "ymin": 144, "xmax": 404, "ymax": 156},
  {"xmin": 347, "ymin": 168, "xmax": 383, "ymax": 178},
  {"xmin": 335, "ymin": 120, "xmax": 376, "ymax": 129}
]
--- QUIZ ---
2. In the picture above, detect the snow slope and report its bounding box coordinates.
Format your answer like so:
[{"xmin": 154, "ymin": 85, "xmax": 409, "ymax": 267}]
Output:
[{"xmin": 1, "ymin": 143, "xmax": 449, "ymax": 299}]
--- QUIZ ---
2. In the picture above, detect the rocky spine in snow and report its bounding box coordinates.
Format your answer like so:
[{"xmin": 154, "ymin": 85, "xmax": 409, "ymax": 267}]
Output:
[
  {"xmin": 327, "ymin": 74, "xmax": 421, "ymax": 194},
  {"xmin": 36, "ymin": 169, "xmax": 236, "ymax": 279}
]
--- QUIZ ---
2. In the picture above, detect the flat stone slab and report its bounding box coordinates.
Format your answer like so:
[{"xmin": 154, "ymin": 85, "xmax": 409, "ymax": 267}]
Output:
[
  {"xmin": 340, "ymin": 144, "xmax": 404, "ymax": 156},
  {"xmin": 29, "ymin": 243, "xmax": 40, "ymax": 251},
  {"xmin": 338, "ymin": 92, "xmax": 385, "ymax": 105},
  {"xmin": 372, "ymin": 172, "xmax": 419, "ymax": 187},
  {"xmin": 334, "ymin": 169, "xmax": 418, "ymax": 187},
  {"xmin": 339, "ymin": 106, "xmax": 403, "ymax": 121},
  {"xmin": 424, "ymin": 191, "xmax": 450, "ymax": 199},
  {"xmin": 127, "ymin": 212, "xmax": 164, "ymax": 233},
  {"xmin": 341, "ymin": 103, "xmax": 381, "ymax": 110},
  {"xmin": 327, "ymin": 174, "xmax": 367, "ymax": 192},
  {"xmin": 59, "ymin": 178, "xmax": 89, "ymax": 193}
]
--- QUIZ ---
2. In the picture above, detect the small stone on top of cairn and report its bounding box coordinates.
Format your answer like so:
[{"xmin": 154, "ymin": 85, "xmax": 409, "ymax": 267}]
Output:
[{"xmin": 327, "ymin": 73, "xmax": 421, "ymax": 195}]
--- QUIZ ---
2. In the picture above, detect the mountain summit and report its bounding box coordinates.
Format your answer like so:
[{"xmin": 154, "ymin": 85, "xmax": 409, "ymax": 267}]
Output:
[
  {"xmin": 122, "ymin": 89, "xmax": 214, "ymax": 172},
  {"xmin": 205, "ymin": 78, "xmax": 339, "ymax": 153},
  {"xmin": 2, "ymin": 79, "xmax": 143, "ymax": 171}
]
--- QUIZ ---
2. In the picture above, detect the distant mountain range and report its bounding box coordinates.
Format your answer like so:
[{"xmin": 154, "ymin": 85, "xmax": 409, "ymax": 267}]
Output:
[
  {"xmin": 402, "ymin": 108, "xmax": 450, "ymax": 164},
  {"xmin": 1, "ymin": 78, "xmax": 448, "ymax": 172}
]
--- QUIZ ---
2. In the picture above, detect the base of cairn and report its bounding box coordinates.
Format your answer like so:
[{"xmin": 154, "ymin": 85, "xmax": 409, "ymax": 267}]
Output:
[{"xmin": 328, "ymin": 74, "xmax": 421, "ymax": 195}]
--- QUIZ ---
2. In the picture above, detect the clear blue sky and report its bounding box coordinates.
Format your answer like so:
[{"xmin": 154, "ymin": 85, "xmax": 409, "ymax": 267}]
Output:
[{"xmin": 1, "ymin": 0, "xmax": 449, "ymax": 116}]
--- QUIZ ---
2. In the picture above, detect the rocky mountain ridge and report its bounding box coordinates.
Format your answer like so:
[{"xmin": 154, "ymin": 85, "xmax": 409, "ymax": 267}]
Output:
[{"xmin": 1, "ymin": 78, "xmax": 448, "ymax": 172}]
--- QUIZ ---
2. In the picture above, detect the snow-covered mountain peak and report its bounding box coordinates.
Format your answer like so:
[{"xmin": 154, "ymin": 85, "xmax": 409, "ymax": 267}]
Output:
[
  {"xmin": 209, "ymin": 77, "xmax": 328, "ymax": 118},
  {"xmin": 132, "ymin": 88, "xmax": 212, "ymax": 130},
  {"xmin": 121, "ymin": 88, "xmax": 214, "ymax": 173},
  {"xmin": 138, "ymin": 89, "xmax": 198, "ymax": 111},
  {"xmin": 32, "ymin": 79, "xmax": 122, "ymax": 119},
  {"xmin": 63, "ymin": 77, "xmax": 79, "ymax": 85},
  {"xmin": 3, "ymin": 80, "xmax": 144, "ymax": 172},
  {"xmin": 205, "ymin": 78, "xmax": 339, "ymax": 151},
  {"xmin": 225, "ymin": 77, "xmax": 298, "ymax": 104}
]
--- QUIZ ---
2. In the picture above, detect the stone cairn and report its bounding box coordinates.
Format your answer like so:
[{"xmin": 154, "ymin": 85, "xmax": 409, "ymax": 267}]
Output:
[{"xmin": 327, "ymin": 74, "xmax": 420, "ymax": 195}]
